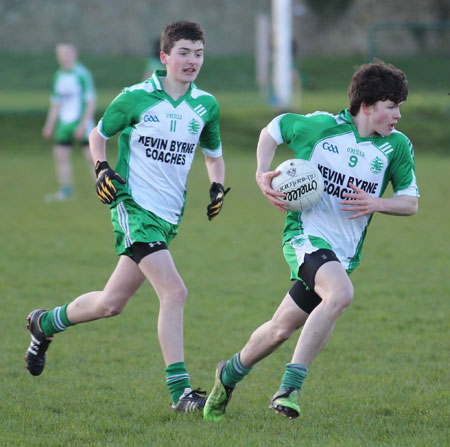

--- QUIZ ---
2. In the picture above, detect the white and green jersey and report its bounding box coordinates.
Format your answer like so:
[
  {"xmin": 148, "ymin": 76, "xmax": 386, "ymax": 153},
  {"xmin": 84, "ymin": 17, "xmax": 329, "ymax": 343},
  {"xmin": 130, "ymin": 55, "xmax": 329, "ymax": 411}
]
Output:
[
  {"xmin": 51, "ymin": 62, "xmax": 96, "ymax": 124},
  {"xmin": 98, "ymin": 70, "xmax": 222, "ymax": 224},
  {"xmin": 268, "ymin": 109, "xmax": 419, "ymax": 272}
]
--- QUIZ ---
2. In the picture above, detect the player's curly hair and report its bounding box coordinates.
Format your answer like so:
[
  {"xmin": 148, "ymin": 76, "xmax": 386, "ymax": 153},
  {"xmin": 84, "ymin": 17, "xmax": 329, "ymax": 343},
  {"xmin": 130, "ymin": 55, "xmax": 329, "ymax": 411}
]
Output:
[
  {"xmin": 160, "ymin": 20, "xmax": 205, "ymax": 54},
  {"xmin": 348, "ymin": 60, "xmax": 408, "ymax": 115}
]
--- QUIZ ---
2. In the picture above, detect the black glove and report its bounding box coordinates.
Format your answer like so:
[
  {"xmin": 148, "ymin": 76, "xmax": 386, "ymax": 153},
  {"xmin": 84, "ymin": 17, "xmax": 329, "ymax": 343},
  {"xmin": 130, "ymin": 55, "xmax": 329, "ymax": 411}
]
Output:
[
  {"xmin": 207, "ymin": 182, "xmax": 230, "ymax": 221},
  {"xmin": 95, "ymin": 161, "xmax": 126, "ymax": 204}
]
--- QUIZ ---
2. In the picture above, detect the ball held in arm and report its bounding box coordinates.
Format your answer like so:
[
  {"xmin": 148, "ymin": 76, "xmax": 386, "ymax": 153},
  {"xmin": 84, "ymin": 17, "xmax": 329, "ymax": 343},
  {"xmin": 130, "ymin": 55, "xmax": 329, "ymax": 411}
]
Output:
[{"xmin": 271, "ymin": 159, "xmax": 324, "ymax": 212}]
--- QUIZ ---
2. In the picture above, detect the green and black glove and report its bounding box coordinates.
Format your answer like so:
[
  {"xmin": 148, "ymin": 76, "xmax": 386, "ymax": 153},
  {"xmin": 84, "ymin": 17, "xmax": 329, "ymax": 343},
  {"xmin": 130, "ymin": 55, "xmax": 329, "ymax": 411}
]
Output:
[
  {"xmin": 95, "ymin": 161, "xmax": 126, "ymax": 205},
  {"xmin": 207, "ymin": 182, "xmax": 230, "ymax": 221}
]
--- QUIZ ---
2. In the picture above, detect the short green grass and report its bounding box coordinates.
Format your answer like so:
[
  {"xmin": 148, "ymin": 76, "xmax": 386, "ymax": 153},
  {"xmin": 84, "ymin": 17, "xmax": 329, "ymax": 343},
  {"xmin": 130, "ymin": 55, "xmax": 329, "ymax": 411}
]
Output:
[{"xmin": 1, "ymin": 54, "xmax": 449, "ymax": 446}]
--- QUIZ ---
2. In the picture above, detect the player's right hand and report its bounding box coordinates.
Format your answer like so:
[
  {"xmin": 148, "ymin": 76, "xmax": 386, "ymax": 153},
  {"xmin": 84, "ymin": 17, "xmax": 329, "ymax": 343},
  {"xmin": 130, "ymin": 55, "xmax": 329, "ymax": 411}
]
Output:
[
  {"xmin": 256, "ymin": 170, "xmax": 287, "ymax": 212},
  {"xmin": 94, "ymin": 161, "xmax": 126, "ymax": 204},
  {"xmin": 207, "ymin": 182, "xmax": 230, "ymax": 221}
]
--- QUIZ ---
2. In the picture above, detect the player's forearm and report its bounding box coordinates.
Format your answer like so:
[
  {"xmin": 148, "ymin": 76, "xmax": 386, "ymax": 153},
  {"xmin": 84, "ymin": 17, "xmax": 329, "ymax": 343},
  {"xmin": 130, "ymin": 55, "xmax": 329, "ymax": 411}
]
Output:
[
  {"xmin": 44, "ymin": 104, "xmax": 60, "ymax": 128},
  {"xmin": 89, "ymin": 127, "xmax": 107, "ymax": 163},
  {"xmin": 377, "ymin": 194, "xmax": 418, "ymax": 216},
  {"xmin": 256, "ymin": 128, "xmax": 278, "ymax": 176},
  {"xmin": 205, "ymin": 155, "xmax": 225, "ymax": 184}
]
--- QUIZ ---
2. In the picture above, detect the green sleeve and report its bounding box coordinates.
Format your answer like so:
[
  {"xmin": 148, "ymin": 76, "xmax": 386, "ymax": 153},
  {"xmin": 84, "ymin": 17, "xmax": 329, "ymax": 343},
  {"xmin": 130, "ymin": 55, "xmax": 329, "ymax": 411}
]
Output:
[
  {"xmin": 99, "ymin": 90, "xmax": 138, "ymax": 138},
  {"xmin": 278, "ymin": 113, "xmax": 303, "ymax": 144},
  {"xmin": 279, "ymin": 112, "xmax": 337, "ymax": 147},
  {"xmin": 389, "ymin": 134, "xmax": 418, "ymax": 193}
]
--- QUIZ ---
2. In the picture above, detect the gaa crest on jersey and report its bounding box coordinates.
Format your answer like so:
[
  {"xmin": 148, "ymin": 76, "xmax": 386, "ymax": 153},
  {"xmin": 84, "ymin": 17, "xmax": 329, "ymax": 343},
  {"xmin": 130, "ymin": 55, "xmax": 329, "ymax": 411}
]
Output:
[
  {"xmin": 142, "ymin": 114, "xmax": 160, "ymax": 126},
  {"xmin": 188, "ymin": 118, "xmax": 200, "ymax": 135},
  {"xmin": 370, "ymin": 156, "xmax": 384, "ymax": 174}
]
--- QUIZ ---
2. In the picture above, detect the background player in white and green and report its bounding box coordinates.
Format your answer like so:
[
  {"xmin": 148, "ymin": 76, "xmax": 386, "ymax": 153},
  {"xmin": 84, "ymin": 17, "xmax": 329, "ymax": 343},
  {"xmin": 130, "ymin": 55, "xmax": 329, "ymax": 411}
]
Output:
[
  {"xmin": 42, "ymin": 43, "xmax": 97, "ymax": 202},
  {"xmin": 204, "ymin": 60, "xmax": 419, "ymax": 422},
  {"xmin": 26, "ymin": 21, "xmax": 229, "ymax": 413}
]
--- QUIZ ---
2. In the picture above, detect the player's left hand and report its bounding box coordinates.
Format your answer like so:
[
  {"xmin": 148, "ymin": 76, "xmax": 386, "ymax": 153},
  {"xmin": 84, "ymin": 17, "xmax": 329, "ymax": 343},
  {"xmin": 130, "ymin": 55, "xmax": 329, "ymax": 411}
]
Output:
[
  {"xmin": 207, "ymin": 182, "xmax": 230, "ymax": 221},
  {"xmin": 95, "ymin": 161, "xmax": 126, "ymax": 205},
  {"xmin": 340, "ymin": 183, "xmax": 380, "ymax": 219}
]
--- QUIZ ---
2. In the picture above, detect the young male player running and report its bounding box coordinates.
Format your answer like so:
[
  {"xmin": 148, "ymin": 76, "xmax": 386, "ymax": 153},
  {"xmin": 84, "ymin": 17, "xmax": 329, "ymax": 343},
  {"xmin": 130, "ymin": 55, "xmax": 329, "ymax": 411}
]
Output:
[
  {"xmin": 204, "ymin": 61, "xmax": 419, "ymax": 422},
  {"xmin": 43, "ymin": 43, "xmax": 97, "ymax": 202},
  {"xmin": 25, "ymin": 20, "xmax": 229, "ymax": 413}
]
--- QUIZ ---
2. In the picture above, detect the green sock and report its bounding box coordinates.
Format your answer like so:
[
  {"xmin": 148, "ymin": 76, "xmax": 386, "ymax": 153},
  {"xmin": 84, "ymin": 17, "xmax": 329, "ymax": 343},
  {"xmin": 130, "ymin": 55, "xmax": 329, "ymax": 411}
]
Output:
[
  {"xmin": 40, "ymin": 303, "xmax": 73, "ymax": 336},
  {"xmin": 165, "ymin": 362, "xmax": 191, "ymax": 405},
  {"xmin": 222, "ymin": 352, "xmax": 252, "ymax": 388},
  {"xmin": 280, "ymin": 363, "xmax": 308, "ymax": 390}
]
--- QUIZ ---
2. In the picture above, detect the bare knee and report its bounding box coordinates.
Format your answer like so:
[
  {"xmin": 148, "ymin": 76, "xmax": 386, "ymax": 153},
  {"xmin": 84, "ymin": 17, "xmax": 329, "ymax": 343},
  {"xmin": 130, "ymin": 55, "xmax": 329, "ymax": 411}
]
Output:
[
  {"xmin": 159, "ymin": 283, "xmax": 188, "ymax": 308},
  {"xmin": 268, "ymin": 320, "xmax": 297, "ymax": 345},
  {"xmin": 97, "ymin": 292, "xmax": 128, "ymax": 317},
  {"xmin": 323, "ymin": 284, "xmax": 354, "ymax": 317}
]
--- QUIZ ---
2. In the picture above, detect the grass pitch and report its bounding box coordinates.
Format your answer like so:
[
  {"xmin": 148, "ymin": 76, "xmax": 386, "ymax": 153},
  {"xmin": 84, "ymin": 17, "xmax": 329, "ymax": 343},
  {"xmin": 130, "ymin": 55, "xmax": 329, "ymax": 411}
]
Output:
[{"xmin": 1, "ymin": 67, "xmax": 449, "ymax": 446}]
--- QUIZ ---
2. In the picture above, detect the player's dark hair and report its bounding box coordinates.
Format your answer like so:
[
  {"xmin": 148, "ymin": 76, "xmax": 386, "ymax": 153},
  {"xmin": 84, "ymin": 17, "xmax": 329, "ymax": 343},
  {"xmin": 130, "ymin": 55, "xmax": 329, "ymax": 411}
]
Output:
[
  {"xmin": 160, "ymin": 20, "xmax": 205, "ymax": 54},
  {"xmin": 348, "ymin": 60, "xmax": 408, "ymax": 115}
]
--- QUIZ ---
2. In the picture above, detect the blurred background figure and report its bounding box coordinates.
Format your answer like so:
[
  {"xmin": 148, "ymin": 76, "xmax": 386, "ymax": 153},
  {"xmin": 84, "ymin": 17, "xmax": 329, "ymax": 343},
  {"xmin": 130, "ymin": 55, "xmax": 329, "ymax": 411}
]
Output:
[
  {"xmin": 142, "ymin": 38, "xmax": 164, "ymax": 80},
  {"xmin": 42, "ymin": 43, "xmax": 97, "ymax": 202}
]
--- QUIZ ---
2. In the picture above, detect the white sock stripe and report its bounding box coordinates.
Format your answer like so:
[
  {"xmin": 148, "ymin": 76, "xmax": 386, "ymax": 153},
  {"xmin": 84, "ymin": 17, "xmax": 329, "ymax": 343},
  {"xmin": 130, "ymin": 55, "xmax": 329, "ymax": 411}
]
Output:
[
  {"xmin": 53, "ymin": 307, "xmax": 66, "ymax": 331},
  {"xmin": 232, "ymin": 356, "xmax": 242, "ymax": 373},
  {"xmin": 232, "ymin": 355, "xmax": 249, "ymax": 374},
  {"xmin": 166, "ymin": 373, "xmax": 190, "ymax": 383},
  {"xmin": 287, "ymin": 363, "xmax": 308, "ymax": 375},
  {"xmin": 166, "ymin": 373, "xmax": 190, "ymax": 379}
]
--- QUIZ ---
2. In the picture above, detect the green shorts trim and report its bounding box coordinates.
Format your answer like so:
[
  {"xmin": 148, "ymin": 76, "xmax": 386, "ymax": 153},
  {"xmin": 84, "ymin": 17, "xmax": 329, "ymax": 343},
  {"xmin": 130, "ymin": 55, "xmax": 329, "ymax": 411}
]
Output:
[
  {"xmin": 111, "ymin": 199, "xmax": 179, "ymax": 256},
  {"xmin": 283, "ymin": 235, "xmax": 332, "ymax": 281}
]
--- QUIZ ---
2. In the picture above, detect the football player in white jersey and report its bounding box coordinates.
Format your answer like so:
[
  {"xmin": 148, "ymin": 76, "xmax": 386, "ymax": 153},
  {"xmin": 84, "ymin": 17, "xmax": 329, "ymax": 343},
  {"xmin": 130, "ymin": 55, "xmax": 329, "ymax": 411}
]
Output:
[
  {"xmin": 43, "ymin": 43, "xmax": 97, "ymax": 202},
  {"xmin": 204, "ymin": 61, "xmax": 419, "ymax": 422},
  {"xmin": 26, "ymin": 21, "xmax": 229, "ymax": 413}
]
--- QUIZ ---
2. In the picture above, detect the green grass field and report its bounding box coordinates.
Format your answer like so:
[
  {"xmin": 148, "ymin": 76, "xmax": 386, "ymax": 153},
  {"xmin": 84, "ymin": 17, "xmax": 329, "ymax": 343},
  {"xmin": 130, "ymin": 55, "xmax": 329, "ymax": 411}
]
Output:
[{"xmin": 1, "ymin": 54, "xmax": 449, "ymax": 446}]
